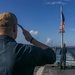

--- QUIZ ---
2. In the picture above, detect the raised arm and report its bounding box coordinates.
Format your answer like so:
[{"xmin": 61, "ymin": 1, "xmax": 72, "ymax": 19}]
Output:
[{"xmin": 18, "ymin": 24, "xmax": 50, "ymax": 49}]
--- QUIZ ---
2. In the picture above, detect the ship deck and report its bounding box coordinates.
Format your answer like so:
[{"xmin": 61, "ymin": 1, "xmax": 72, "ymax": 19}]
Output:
[{"xmin": 34, "ymin": 65, "xmax": 75, "ymax": 75}]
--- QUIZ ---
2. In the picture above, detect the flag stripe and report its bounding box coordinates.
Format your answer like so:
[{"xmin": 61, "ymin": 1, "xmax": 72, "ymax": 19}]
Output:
[
  {"xmin": 62, "ymin": 12, "xmax": 65, "ymax": 25},
  {"xmin": 60, "ymin": 11, "xmax": 65, "ymax": 33}
]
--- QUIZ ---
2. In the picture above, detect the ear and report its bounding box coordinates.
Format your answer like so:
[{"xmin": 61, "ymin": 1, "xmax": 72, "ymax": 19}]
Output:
[{"xmin": 13, "ymin": 25, "xmax": 16, "ymax": 32}]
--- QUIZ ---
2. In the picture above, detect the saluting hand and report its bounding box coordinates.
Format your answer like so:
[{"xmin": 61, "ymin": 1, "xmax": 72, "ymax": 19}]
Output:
[{"xmin": 18, "ymin": 24, "xmax": 33, "ymax": 42}]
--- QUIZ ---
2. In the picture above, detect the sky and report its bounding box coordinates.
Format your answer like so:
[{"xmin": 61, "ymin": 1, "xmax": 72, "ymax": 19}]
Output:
[{"xmin": 0, "ymin": 0, "xmax": 75, "ymax": 47}]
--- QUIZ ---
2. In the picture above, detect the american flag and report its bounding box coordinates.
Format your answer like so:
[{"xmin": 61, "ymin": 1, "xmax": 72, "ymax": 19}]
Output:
[{"xmin": 59, "ymin": 11, "xmax": 65, "ymax": 33}]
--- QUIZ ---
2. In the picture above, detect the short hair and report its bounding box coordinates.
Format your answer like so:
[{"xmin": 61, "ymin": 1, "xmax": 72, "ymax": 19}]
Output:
[
  {"xmin": 0, "ymin": 12, "xmax": 18, "ymax": 32},
  {"xmin": 0, "ymin": 12, "xmax": 17, "ymax": 27}
]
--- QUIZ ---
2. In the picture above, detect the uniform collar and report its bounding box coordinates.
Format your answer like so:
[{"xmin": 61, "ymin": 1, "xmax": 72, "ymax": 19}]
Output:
[{"xmin": 0, "ymin": 35, "xmax": 16, "ymax": 42}]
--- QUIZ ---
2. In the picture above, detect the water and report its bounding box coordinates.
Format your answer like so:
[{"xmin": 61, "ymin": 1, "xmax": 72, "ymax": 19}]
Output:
[{"xmin": 55, "ymin": 47, "xmax": 75, "ymax": 66}]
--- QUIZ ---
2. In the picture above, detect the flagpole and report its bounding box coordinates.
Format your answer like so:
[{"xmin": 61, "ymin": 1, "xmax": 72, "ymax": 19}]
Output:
[
  {"xmin": 60, "ymin": 6, "xmax": 64, "ymax": 48},
  {"xmin": 61, "ymin": 32, "xmax": 64, "ymax": 48}
]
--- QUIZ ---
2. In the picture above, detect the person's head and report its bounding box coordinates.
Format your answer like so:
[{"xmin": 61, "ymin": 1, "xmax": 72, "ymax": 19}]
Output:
[
  {"xmin": 0, "ymin": 12, "xmax": 18, "ymax": 39},
  {"xmin": 62, "ymin": 43, "xmax": 66, "ymax": 47}
]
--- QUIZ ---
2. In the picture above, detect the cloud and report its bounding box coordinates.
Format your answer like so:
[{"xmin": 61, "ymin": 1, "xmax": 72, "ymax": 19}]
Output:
[
  {"xmin": 46, "ymin": 1, "xmax": 66, "ymax": 5},
  {"xmin": 46, "ymin": 38, "xmax": 51, "ymax": 43},
  {"xmin": 29, "ymin": 30, "xmax": 38, "ymax": 36},
  {"xmin": 45, "ymin": 38, "xmax": 52, "ymax": 45}
]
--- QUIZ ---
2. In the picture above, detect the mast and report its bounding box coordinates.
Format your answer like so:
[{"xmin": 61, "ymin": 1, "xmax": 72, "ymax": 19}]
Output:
[{"xmin": 60, "ymin": 6, "xmax": 65, "ymax": 48}]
